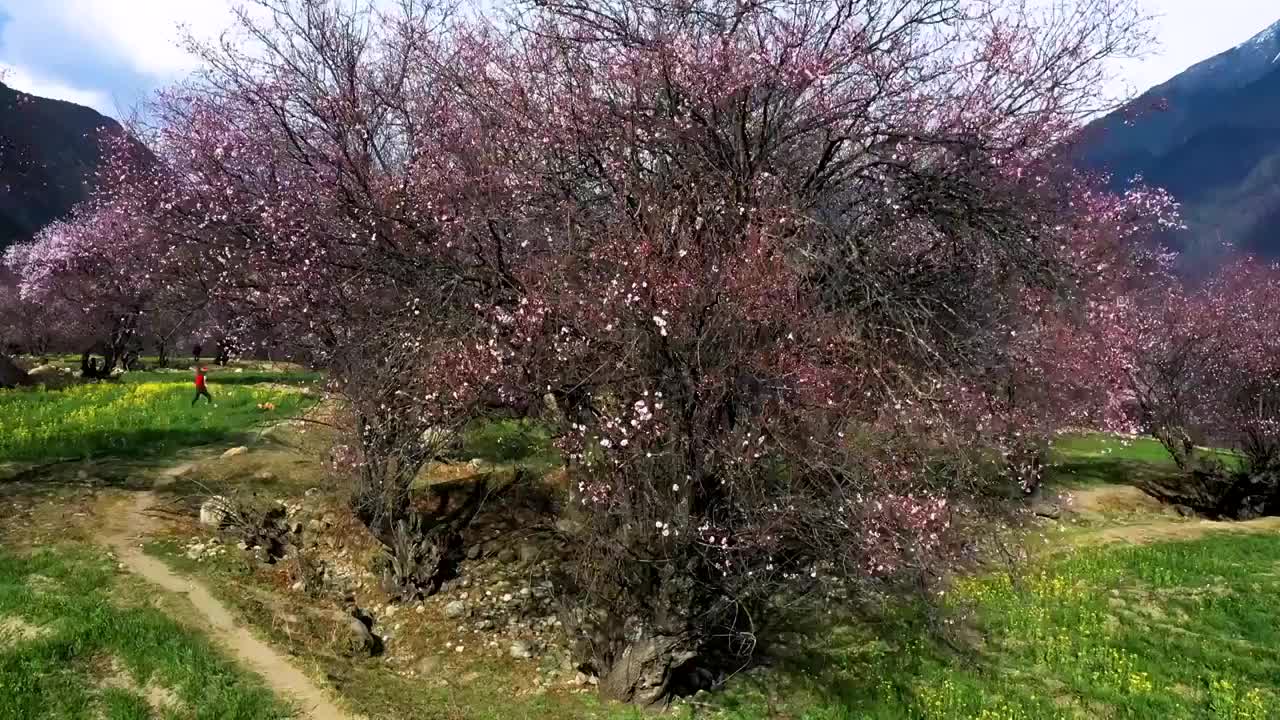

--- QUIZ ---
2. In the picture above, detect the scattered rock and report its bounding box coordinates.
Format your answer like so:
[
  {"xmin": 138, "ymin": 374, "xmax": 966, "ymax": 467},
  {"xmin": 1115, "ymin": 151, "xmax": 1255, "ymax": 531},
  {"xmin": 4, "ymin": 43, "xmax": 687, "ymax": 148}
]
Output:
[
  {"xmin": 510, "ymin": 640, "xmax": 534, "ymax": 659},
  {"xmin": 1032, "ymin": 504, "xmax": 1061, "ymax": 520},
  {"xmin": 444, "ymin": 600, "xmax": 467, "ymax": 619},
  {"xmin": 337, "ymin": 610, "xmax": 382, "ymax": 657},
  {"xmin": 199, "ymin": 496, "xmax": 232, "ymax": 527},
  {"xmin": 554, "ymin": 517, "xmax": 583, "ymax": 535},
  {"xmin": 253, "ymin": 470, "xmax": 276, "ymax": 481},
  {"xmin": 466, "ymin": 544, "xmax": 482, "ymax": 561},
  {"xmin": 421, "ymin": 426, "xmax": 454, "ymax": 450},
  {"xmin": 497, "ymin": 547, "xmax": 518, "ymax": 564},
  {"xmin": 467, "ymin": 459, "xmax": 484, "ymax": 471},
  {"xmin": 222, "ymin": 446, "xmax": 249, "ymax": 458},
  {"xmin": 518, "ymin": 543, "xmax": 539, "ymax": 565}
]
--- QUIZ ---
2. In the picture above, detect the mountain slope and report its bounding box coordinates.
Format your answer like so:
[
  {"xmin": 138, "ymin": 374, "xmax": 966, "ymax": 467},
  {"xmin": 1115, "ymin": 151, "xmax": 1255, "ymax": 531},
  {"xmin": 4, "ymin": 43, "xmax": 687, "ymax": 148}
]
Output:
[
  {"xmin": 0, "ymin": 81, "xmax": 121, "ymax": 252},
  {"xmin": 1080, "ymin": 19, "xmax": 1280, "ymax": 263}
]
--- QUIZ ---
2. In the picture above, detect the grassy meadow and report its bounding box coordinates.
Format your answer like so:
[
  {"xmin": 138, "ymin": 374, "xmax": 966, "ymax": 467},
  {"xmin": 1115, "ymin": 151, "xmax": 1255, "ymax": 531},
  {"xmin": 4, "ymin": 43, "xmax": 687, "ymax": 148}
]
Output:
[
  {"xmin": 5, "ymin": 364, "xmax": 1280, "ymax": 720},
  {"xmin": 0, "ymin": 546, "xmax": 290, "ymax": 719},
  {"xmin": 0, "ymin": 366, "xmax": 317, "ymax": 464}
]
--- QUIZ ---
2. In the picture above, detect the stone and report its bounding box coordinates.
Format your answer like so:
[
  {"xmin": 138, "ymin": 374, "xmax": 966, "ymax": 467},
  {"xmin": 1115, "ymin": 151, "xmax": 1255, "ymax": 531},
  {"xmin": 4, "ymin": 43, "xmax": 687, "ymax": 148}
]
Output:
[
  {"xmin": 421, "ymin": 426, "xmax": 454, "ymax": 451},
  {"xmin": 510, "ymin": 640, "xmax": 534, "ymax": 659},
  {"xmin": 222, "ymin": 446, "xmax": 249, "ymax": 458},
  {"xmin": 466, "ymin": 544, "xmax": 482, "ymax": 561},
  {"xmin": 444, "ymin": 600, "xmax": 467, "ymax": 619},
  {"xmin": 497, "ymin": 547, "xmax": 518, "ymax": 564},
  {"xmin": 518, "ymin": 543, "xmax": 539, "ymax": 565},
  {"xmin": 337, "ymin": 612, "xmax": 381, "ymax": 657},
  {"xmin": 467, "ymin": 458, "xmax": 484, "ymax": 470},
  {"xmin": 554, "ymin": 517, "xmax": 583, "ymax": 535},
  {"xmin": 254, "ymin": 470, "xmax": 276, "ymax": 481},
  {"xmin": 199, "ymin": 496, "xmax": 232, "ymax": 527}
]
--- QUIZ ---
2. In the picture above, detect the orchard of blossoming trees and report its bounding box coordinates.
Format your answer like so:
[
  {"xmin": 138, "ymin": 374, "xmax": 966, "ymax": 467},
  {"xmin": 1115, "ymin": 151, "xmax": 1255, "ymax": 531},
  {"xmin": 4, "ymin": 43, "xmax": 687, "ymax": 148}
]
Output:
[{"xmin": 5, "ymin": 0, "xmax": 1280, "ymax": 703}]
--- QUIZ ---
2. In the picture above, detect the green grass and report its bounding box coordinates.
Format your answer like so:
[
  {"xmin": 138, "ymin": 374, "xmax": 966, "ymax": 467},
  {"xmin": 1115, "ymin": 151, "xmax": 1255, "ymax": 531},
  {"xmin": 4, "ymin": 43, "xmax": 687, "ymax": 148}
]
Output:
[
  {"xmin": 708, "ymin": 532, "xmax": 1280, "ymax": 720},
  {"xmin": 1053, "ymin": 433, "xmax": 1178, "ymax": 466},
  {"xmin": 0, "ymin": 370, "xmax": 317, "ymax": 463},
  {"xmin": 705, "ymin": 435, "xmax": 1280, "ymax": 720},
  {"xmin": 1047, "ymin": 433, "xmax": 1245, "ymax": 489},
  {"xmin": 0, "ymin": 546, "xmax": 290, "ymax": 719},
  {"xmin": 456, "ymin": 419, "xmax": 561, "ymax": 472}
]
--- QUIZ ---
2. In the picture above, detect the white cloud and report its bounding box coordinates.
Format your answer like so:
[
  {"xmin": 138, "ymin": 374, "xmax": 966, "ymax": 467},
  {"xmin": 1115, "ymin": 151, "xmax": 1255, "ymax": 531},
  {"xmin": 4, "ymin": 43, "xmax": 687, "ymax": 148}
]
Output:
[
  {"xmin": 49, "ymin": 0, "xmax": 239, "ymax": 79},
  {"xmin": 1, "ymin": 63, "xmax": 113, "ymax": 114},
  {"xmin": 2, "ymin": 1, "xmax": 238, "ymax": 82}
]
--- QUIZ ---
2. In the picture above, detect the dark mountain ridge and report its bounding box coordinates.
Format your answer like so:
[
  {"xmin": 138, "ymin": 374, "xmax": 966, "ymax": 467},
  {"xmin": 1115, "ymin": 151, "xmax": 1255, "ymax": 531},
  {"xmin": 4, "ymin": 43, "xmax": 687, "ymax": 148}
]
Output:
[
  {"xmin": 1079, "ymin": 19, "xmax": 1280, "ymax": 264},
  {"xmin": 0, "ymin": 80, "xmax": 121, "ymax": 252}
]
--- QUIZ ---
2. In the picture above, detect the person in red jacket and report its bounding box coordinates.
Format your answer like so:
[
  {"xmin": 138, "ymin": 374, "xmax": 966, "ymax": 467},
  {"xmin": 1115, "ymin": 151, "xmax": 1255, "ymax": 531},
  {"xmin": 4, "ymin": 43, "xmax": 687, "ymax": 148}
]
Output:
[{"xmin": 192, "ymin": 367, "xmax": 214, "ymax": 406}]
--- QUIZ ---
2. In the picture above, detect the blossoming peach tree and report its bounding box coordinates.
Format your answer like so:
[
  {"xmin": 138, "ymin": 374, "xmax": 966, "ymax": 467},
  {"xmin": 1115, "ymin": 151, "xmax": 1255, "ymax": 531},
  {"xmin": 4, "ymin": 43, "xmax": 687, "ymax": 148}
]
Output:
[{"xmin": 25, "ymin": 0, "xmax": 1173, "ymax": 704}]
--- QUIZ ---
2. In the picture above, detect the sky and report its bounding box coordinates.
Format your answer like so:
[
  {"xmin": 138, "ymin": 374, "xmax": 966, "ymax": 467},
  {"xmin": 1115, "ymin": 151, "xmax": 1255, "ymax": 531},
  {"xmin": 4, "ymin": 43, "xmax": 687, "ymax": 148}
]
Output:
[{"xmin": 0, "ymin": 1, "xmax": 1278, "ymax": 119}]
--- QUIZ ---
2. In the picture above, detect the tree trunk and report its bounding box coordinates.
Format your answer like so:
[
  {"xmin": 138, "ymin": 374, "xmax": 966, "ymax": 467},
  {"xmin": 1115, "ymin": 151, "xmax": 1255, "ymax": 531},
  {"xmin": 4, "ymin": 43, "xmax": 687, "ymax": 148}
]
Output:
[
  {"xmin": 0, "ymin": 353, "xmax": 31, "ymax": 389},
  {"xmin": 597, "ymin": 631, "xmax": 698, "ymax": 706}
]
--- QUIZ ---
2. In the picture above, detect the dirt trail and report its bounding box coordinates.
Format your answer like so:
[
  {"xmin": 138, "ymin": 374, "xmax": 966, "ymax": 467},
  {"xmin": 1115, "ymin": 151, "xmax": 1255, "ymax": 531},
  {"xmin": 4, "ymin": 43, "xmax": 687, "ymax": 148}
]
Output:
[
  {"xmin": 97, "ymin": 490, "xmax": 354, "ymax": 720},
  {"xmin": 1074, "ymin": 516, "xmax": 1280, "ymax": 546}
]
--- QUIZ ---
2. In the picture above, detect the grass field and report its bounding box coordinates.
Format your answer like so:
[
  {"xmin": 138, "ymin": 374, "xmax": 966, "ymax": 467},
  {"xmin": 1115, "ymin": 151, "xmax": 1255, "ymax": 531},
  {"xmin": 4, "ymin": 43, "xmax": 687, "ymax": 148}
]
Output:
[
  {"xmin": 708, "ymin": 533, "xmax": 1280, "ymax": 719},
  {"xmin": 706, "ymin": 437, "xmax": 1279, "ymax": 720},
  {"xmin": 0, "ymin": 368, "xmax": 317, "ymax": 463},
  {"xmin": 6, "ymin": 364, "xmax": 1280, "ymax": 720},
  {"xmin": 0, "ymin": 546, "xmax": 290, "ymax": 719}
]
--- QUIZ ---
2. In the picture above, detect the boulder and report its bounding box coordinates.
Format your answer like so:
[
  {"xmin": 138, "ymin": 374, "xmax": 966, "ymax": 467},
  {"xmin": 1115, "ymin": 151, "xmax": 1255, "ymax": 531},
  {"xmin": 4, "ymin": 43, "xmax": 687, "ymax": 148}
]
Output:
[
  {"xmin": 518, "ymin": 542, "xmax": 540, "ymax": 565},
  {"xmin": 199, "ymin": 496, "xmax": 233, "ymax": 527},
  {"xmin": 335, "ymin": 609, "xmax": 382, "ymax": 657},
  {"xmin": 510, "ymin": 640, "xmax": 534, "ymax": 659},
  {"xmin": 443, "ymin": 600, "xmax": 467, "ymax": 619},
  {"xmin": 222, "ymin": 446, "xmax": 249, "ymax": 458},
  {"xmin": 421, "ymin": 426, "xmax": 455, "ymax": 452}
]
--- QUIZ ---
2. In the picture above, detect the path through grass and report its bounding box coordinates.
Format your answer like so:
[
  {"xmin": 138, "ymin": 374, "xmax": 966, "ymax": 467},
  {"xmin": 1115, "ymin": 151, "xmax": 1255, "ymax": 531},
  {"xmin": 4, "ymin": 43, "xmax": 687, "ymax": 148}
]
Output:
[{"xmin": 0, "ymin": 546, "xmax": 291, "ymax": 719}]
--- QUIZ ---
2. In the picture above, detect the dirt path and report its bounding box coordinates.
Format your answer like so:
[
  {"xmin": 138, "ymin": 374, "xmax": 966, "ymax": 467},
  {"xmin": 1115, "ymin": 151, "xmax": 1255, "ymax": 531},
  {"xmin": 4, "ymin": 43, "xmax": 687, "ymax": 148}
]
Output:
[
  {"xmin": 97, "ymin": 490, "xmax": 354, "ymax": 720},
  {"xmin": 1073, "ymin": 515, "xmax": 1280, "ymax": 546}
]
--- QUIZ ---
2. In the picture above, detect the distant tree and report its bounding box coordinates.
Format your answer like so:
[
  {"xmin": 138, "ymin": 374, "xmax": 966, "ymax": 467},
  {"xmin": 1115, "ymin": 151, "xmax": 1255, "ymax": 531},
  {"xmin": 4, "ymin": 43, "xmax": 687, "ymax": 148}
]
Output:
[
  {"xmin": 3, "ymin": 196, "xmax": 163, "ymax": 378},
  {"xmin": 1102, "ymin": 257, "xmax": 1280, "ymax": 518}
]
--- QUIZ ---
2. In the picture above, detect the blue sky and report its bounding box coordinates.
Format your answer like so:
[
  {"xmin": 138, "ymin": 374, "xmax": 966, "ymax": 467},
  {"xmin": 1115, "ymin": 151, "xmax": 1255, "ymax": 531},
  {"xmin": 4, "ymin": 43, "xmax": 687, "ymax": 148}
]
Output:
[{"xmin": 1, "ymin": 1, "xmax": 1278, "ymax": 119}]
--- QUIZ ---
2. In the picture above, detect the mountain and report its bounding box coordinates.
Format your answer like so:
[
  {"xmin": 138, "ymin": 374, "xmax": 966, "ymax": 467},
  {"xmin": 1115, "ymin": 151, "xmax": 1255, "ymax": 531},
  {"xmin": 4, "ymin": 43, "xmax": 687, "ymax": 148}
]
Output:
[
  {"xmin": 0, "ymin": 81, "xmax": 121, "ymax": 252},
  {"xmin": 1079, "ymin": 19, "xmax": 1280, "ymax": 265}
]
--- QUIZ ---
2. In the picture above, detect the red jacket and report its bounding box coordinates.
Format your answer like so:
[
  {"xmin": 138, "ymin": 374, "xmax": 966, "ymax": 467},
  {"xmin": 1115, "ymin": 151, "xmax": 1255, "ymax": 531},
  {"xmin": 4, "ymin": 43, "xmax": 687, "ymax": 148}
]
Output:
[{"xmin": 195, "ymin": 371, "xmax": 207, "ymax": 389}]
